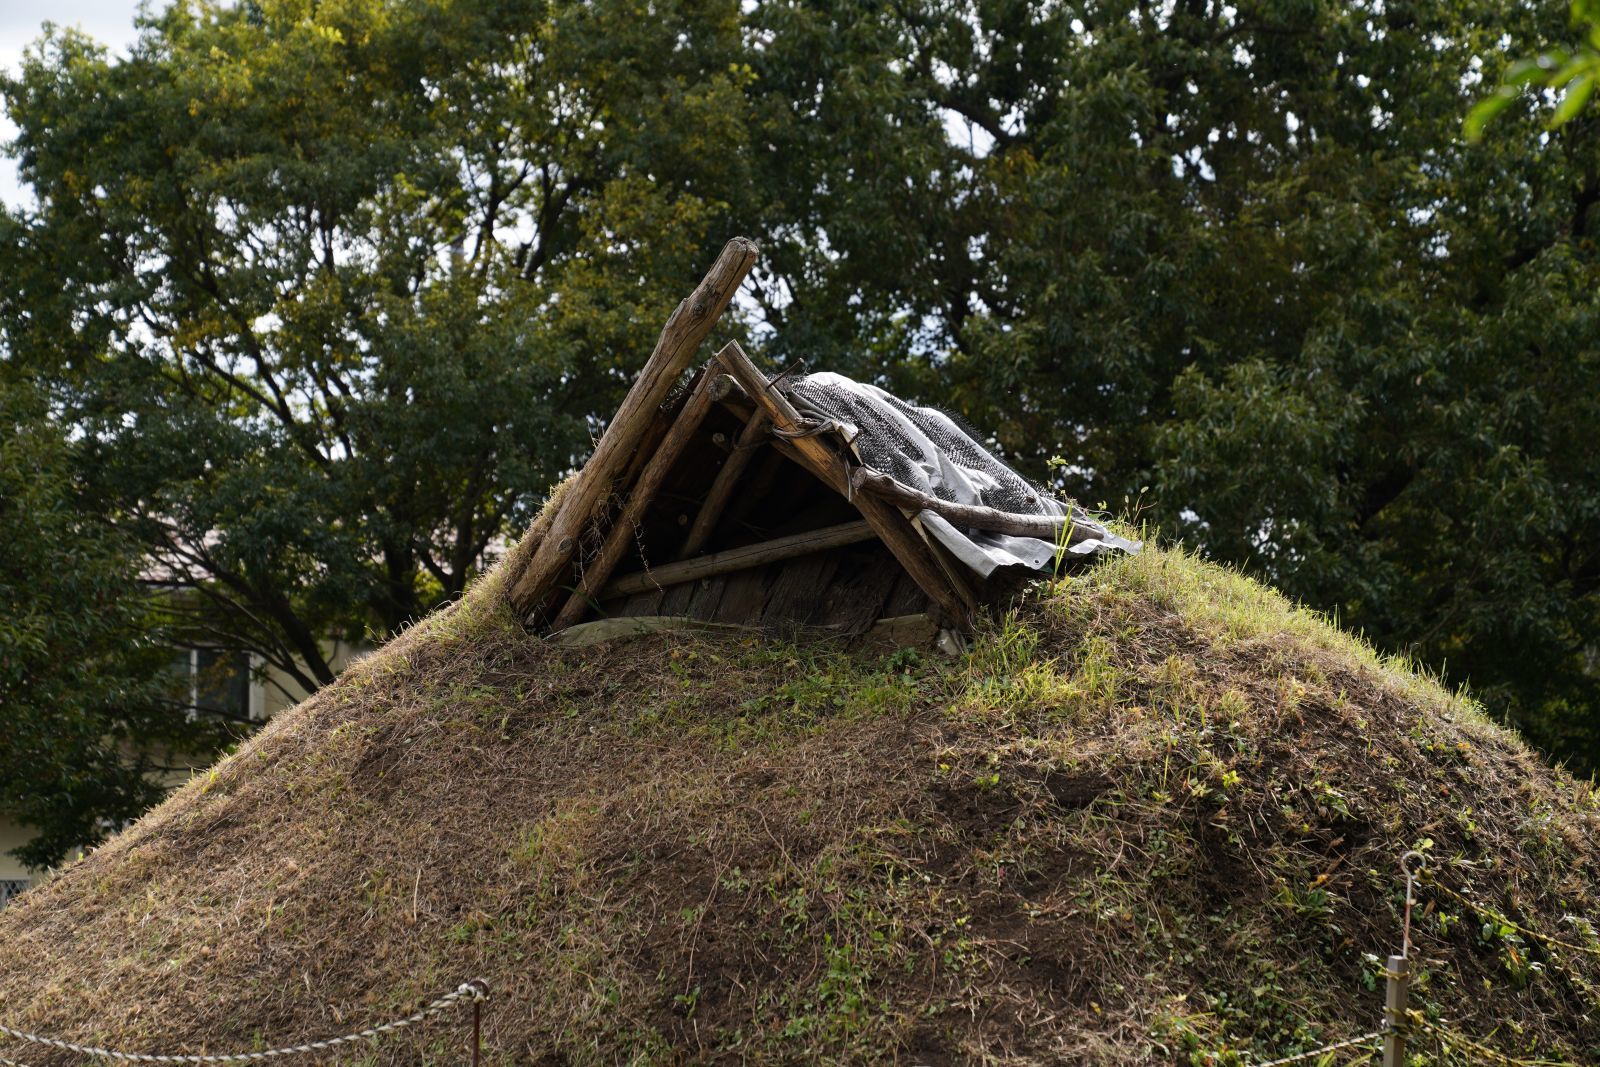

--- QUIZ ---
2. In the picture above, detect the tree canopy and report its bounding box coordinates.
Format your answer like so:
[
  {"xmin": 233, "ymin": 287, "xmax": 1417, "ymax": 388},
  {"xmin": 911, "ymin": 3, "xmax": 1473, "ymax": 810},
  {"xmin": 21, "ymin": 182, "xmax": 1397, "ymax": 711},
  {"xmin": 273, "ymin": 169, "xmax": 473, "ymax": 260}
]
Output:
[
  {"xmin": 1, "ymin": 0, "xmax": 1597, "ymax": 860},
  {"xmin": 0, "ymin": 379, "xmax": 234, "ymax": 867}
]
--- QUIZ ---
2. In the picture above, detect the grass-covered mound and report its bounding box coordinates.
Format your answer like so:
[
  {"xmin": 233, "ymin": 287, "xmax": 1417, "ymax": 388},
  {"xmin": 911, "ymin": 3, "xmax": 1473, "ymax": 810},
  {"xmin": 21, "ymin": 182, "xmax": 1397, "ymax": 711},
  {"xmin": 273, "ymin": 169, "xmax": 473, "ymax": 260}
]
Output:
[{"xmin": 0, "ymin": 546, "xmax": 1597, "ymax": 1065}]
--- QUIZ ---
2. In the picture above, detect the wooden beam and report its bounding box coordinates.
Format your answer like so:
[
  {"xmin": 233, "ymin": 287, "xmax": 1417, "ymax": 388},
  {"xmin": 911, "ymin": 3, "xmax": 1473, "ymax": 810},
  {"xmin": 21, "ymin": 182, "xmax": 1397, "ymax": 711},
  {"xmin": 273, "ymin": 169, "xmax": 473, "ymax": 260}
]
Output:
[
  {"xmin": 712, "ymin": 341, "xmax": 974, "ymax": 628},
  {"xmin": 605, "ymin": 520, "xmax": 875, "ymax": 598},
  {"xmin": 550, "ymin": 371, "xmax": 721, "ymax": 630},
  {"xmin": 509, "ymin": 237, "xmax": 759, "ymax": 620},
  {"xmin": 852, "ymin": 466, "xmax": 1098, "ymax": 544},
  {"xmin": 677, "ymin": 408, "xmax": 771, "ymax": 560}
]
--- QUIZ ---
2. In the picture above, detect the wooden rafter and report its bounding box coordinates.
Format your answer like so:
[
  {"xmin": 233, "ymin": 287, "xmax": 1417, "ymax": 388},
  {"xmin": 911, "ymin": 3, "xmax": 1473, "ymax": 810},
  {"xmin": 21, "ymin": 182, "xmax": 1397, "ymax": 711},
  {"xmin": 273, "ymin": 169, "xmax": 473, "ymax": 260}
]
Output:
[
  {"xmin": 509, "ymin": 237, "xmax": 758, "ymax": 621},
  {"xmin": 711, "ymin": 340, "xmax": 974, "ymax": 628},
  {"xmin": 550, "ymin": 370, "xmax": 721, "ymax": 630},
  {"xmin": 604, "ymin": 520, "xmax": 875, "ymax": 599},
  {"xmin": 676, "ymin": 407, "xmax": 770, "ymax": 560}
]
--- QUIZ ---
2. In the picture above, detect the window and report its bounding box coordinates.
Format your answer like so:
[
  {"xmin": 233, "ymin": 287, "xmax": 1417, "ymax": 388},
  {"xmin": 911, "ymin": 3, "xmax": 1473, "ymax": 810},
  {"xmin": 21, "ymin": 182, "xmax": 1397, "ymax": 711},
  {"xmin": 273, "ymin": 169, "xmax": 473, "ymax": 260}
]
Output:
[
  {"xmin": 166, "ymin": 648, "xmax": 256, "ymax": 721},
  {"xmin": 0, "ymin": 879, "xmax": 27, "ymax": 909}
]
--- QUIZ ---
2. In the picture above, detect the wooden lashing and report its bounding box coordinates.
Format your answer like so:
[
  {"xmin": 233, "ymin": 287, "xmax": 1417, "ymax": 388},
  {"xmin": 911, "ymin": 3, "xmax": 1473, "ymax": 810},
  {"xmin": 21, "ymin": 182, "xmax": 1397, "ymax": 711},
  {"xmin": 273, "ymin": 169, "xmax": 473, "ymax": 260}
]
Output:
[
  {"xmin": 677, "ymin": 408, "xmax": 770, "ymax": 560},
  {"xmin": 509, "ymin": 236, "xmax": 758, "ymax": 622},
  {"xmin": 712, "ymin": 340, "xmax": 974, "ymax": 629},
  {"xmin": 551, "ymin": 371, "xmax": 722, "ymax": 630}
]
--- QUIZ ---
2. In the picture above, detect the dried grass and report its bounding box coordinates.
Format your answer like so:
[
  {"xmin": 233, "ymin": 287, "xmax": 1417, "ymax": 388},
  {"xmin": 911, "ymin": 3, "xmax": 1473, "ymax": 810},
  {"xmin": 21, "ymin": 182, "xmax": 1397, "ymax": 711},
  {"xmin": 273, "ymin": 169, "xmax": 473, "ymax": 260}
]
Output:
[{"xmin": 0, "ymin": 543, "xmax": 1596, "ymax": 1065}]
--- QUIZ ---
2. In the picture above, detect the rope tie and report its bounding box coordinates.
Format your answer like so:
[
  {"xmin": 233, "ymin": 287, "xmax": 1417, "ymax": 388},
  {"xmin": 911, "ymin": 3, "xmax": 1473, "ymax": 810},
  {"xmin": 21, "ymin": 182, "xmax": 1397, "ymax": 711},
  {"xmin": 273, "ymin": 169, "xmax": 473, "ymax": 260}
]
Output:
[
  {"xmin": 771, "ymin": 418, "xmax": 840, "ymax": 440},
  {"xmin": 0, "ymin": 980, "xmax": 487, "ymax": 1064}
]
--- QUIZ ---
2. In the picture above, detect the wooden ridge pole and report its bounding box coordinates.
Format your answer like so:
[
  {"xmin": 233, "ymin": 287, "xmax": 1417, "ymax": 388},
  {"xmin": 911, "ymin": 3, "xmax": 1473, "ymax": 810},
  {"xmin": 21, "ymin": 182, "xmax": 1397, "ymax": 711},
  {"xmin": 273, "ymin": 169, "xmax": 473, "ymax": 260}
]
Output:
[
  {"xmin": 550, "ymin": 371, "xmax": 721, "ymax": 630},
  {"xmin": 712, "ymin": 340, "xmax": 973, "ymax": 628},
  {"xmin": 606, "ymin": 520, "xmax": 875, "ymax": 598},
  {"xmin": 509, "ymin": 237, "xmax": 758, "ymax": 620}
]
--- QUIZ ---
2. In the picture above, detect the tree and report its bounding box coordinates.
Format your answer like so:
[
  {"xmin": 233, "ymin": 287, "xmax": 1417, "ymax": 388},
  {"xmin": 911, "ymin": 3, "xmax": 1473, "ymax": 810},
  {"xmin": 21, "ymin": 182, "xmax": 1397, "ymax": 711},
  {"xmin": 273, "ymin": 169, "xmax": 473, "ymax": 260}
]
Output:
[
  {"xmin": 1467, "ymin": 0, "xmax": 1600, "ymax": 138},
  {"xmin": 743, "ymin": 0, "xmax": 1600, "ymax": 771},
  {"xmin": 6, "ymin": 0, "xmax": 1599, "ymax": 777},
  {"xmin": 0, "ymin": 378, "xmax": 232, "ymax": 868},
  {"xmin": 1, "ymin": 0, "xmax": 756, "ymax": 692}
]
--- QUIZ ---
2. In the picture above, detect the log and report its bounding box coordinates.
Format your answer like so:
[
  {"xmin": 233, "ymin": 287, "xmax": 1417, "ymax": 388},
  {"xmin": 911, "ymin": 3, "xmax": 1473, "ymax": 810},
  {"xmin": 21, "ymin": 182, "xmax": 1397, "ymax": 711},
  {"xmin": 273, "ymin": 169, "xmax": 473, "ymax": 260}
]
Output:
[
  {"xmin": 712, "ymin": 340, "xmax": 973, "ymax": 628},
  {"xmin": 676, "ymin": 408, "xmax": 771, "ymax": 560},
  {"xmin": 604, "ymin": 520, "xmax": 876, "ymax": 598},
  {"xmin": 510, "ymin": 236, "xmax": 759, "ymax": 620},
  {"xmin": 851, "ymin": 466, "xmax": 1097, "ymax": 544},
  {"xmin": 551, "ymin": 371, "xmax": 722, "ymax": 630}
]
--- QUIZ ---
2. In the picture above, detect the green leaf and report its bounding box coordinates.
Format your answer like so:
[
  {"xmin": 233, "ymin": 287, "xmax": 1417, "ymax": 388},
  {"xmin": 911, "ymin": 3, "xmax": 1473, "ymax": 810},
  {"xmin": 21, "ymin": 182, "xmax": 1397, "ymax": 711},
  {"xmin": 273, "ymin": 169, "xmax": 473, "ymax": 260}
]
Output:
[{"xmin": 1464, "ymin": 90, "xmax": 1518, "ymax": 142}]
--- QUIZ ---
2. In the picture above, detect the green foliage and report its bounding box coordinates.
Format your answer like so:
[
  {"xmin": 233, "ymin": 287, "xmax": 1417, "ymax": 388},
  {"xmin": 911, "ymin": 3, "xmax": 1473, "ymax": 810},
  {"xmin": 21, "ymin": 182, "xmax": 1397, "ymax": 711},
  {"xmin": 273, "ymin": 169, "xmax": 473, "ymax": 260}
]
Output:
[
  {"xmin": 0, "ymin": 380, "xmax": 233, "ymax": 868},
  {"xmin": 787, "ymin": 0, "xmax": 1600, "ymax": 772},
  {"xmin": 1468, "ymin": 0, "xmax": 1600, "ymax": 138},
  {"xmin": 3, "ymin": 0, "xmax": 1599, "ymax": 784},
  {"xmin": 0, "ymin": 0, "xmax": 755, "ymax": 690}
]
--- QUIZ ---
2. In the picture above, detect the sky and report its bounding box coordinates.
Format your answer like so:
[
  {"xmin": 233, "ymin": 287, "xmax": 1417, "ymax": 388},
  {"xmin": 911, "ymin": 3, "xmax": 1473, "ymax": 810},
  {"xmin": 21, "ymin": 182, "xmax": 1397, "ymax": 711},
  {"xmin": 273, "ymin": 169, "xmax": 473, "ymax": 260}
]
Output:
[{"xmin": 1, "ymin": 0, "xmax": 143, "ymax": 208}]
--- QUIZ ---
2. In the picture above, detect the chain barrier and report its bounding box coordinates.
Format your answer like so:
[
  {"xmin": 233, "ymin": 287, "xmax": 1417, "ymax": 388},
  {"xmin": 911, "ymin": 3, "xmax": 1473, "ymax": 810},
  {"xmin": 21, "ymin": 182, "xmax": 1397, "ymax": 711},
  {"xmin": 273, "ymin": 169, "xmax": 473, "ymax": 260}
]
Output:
[
  {"xmin": 0, "ymin": 980, "xmax": 487, "ymax": 1065},
  {"xmin": 1398, "ymin": 850, "xmax": 1425, "ymax": 960},
  {"xmin": 1244, "ymin": 851, "xmax": 1600, "ymax": 1067},
  {"xmin": 4, "ymin": 851, "xmax": 1598, "ymax": 1067},
  {"xmin": 1249, "ymin": 1030, "xmax": 1383, "ymax": 1066},
  {"xmin": 1407, "ymin": 1011, "xmax": 1575, "ymax": 1067},
  {"xmin": 1423, "ymin": 876, "xmax": 1600, "ymax": 961},
  {"xmin": 1417, "ymin": 866, "xmax": 1600, "ymax": 1008}
]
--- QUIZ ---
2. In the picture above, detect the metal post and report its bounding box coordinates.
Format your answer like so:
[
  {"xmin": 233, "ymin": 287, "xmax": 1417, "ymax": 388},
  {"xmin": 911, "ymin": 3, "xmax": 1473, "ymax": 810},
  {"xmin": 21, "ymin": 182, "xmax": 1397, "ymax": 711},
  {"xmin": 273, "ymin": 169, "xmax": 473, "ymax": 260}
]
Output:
[
  {"xmin": 1382, "ymin": 953, "xmax": 1409, "ymax": 1067},
  {"xmin": 472, "ymin": 996, "xmax": 481, "ymax": 1067}
]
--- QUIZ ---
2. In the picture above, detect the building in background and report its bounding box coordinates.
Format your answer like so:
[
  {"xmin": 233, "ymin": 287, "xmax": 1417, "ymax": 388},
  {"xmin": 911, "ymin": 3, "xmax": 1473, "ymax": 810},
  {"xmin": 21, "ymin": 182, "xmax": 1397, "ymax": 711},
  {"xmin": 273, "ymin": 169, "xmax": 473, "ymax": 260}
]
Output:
[{"xmin": 0, "ymin": 640, "xmax": 364, "ymax": 905}]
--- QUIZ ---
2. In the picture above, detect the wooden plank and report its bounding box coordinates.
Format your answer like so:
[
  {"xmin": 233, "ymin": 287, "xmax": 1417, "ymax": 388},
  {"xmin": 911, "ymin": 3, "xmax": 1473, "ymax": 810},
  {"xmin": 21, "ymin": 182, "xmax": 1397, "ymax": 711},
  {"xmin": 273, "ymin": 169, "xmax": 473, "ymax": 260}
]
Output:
[
  {"xmin": 814, "ymin": 549, "xmax": 902, "ymax": 636},
  {"xmin": 603, "ymin": 520, "xmax": 876, "ymax": 598},
  {"xmin": 713, "ymin": 341, "xmax": 974, "ymax": 628},
  {"xmin": 884, "ymin": 566, "xmax": 932, "ymax": 617},
  {"xmin": 677, "ymin": 408, "xmax": 771, "ymax": 559},
  {"xmin": 712, "ymin": 564, "xmax": 772, "ymax": 625},
  {"xmin": 755, "ymin": 551, "xmax": 841, "ymax": 628},
  {"xmin": 509, "ymin": 237, "xmax": 759, "ymax": 620},
  {"xmin": 550, "ymin": 372, "xmax": 721, "ymax": 629},
  {"xmin": 659, "ymin": 577, "xmax": 698, "ymax": 617},
  {"xmin": 684, "ymin": 573, "xmax": 729, "ymax": 621},
  {"xmin": 621, "ymin": 394, "xmax": 683, "ymax": 489},
  {"xmin": 915, "ymin": 514, "xmax": 980, "ymax": 610}
]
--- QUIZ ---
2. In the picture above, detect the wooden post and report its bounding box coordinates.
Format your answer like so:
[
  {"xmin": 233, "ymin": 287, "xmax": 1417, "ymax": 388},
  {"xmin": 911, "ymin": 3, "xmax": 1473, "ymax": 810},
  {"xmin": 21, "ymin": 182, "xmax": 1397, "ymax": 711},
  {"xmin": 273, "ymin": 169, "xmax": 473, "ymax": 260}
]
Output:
[
  {"xmin": 509, "ymin": 237, "xmax": 758, "ymax": 620},
  {"xmin": 712, "ymin": 340, "xmax": 973, "ymax": 628},
  {"xmin": 677, "ymin": 408, "xmax": 770, "ymax": 560},
  {"xmin": 550, "ymin": 370, "xmax": 722, "ymax": 630},
  {"xmin": 1382, "ymin": 954, "xmax": 1409, "ymax": 1067}
]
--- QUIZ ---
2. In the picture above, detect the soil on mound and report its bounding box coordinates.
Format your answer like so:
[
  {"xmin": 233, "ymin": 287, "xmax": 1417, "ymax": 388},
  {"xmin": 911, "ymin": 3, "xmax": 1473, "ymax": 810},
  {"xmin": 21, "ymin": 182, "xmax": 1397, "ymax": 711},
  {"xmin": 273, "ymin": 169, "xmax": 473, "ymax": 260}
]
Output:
[{"xmin": 0, "ymin": 547, "xmax": 1597, "ymax": 1065}]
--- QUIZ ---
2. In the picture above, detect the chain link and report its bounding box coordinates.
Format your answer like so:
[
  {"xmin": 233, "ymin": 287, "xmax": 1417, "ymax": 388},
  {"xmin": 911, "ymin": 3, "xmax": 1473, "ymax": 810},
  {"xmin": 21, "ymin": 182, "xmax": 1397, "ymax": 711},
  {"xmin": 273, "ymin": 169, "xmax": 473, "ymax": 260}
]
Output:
[
  {"xmin": 1425, "ymin": 877, "xmax": 1600, "ymax": 961},
  {"xmin": 0, "ymin": 980, "xmax": 487, "ymax": 1065},
  {"xmin": 1407, "ymin": 1011, "xmax": 1576, "ymax": 1066},
  {"xmin": 1251, "ymin": 1030, "xmax": 1383, "ymax": 1066}
]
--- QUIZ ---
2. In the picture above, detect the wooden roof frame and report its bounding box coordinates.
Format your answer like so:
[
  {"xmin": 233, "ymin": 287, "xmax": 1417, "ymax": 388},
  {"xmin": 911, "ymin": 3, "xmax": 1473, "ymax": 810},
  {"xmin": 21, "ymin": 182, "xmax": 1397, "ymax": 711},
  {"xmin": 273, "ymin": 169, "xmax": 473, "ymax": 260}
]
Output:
[{"xmin": 506, "ymin": 237, "xmax": 1090, "ymax": 635}]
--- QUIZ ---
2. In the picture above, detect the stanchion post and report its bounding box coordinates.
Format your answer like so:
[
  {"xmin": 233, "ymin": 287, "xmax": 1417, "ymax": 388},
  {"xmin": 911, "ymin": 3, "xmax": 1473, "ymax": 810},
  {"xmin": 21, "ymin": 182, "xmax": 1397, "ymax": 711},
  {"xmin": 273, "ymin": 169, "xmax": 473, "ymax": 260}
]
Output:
[
  {"xmin": 1382, "ymin": 954, "xmax": 1409, "ymax": 1067},
  {"xmin": 472, "ymin": 996, "xmax": 482, "ymax": 1067}
]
